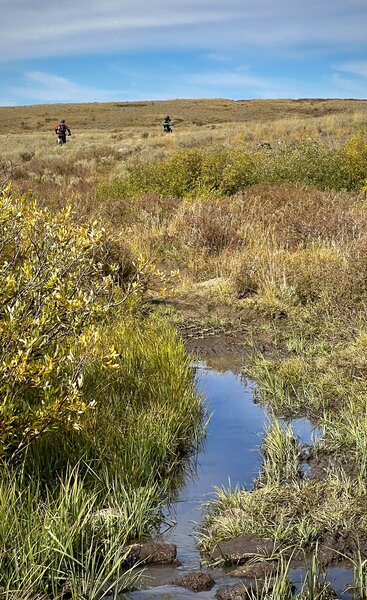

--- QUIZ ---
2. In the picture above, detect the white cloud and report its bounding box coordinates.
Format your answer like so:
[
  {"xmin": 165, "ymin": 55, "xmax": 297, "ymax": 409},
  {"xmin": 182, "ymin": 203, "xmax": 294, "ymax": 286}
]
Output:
[
  {"xmin": 1, "ymin": 0, "xmax": 367, "ymax": 61},
  {"xmin": 335, "ymin": 61, "xmax": 367, "ymax": 78},
  {"xmin": 9, "ymin": 71, "xmax": 124, "ymax": 103},
  {"xmin": 188, "ymin": 70, "xmax": 277, "ymax": 91},
  {"xmin": 175, "ymin": 67, "xmax": 367, "ymax": 100}
]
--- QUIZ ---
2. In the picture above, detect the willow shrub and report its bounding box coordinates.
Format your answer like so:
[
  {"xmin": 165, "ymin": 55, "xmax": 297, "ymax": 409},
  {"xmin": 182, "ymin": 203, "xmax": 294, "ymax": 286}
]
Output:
[
  {"xmin": 99, "ymin": 133, "xmax": 367, "ymax": 200},
  {"xmin": 0, "ymin": 186, "xmax": 145, "ymax": 461},
  {"xmin": 99, "ymin": 148, "xmax": 260, "ymax": 199},
  {"xmin": 0, "ymin": 188, "xmax": 203, "ymax": 596}
]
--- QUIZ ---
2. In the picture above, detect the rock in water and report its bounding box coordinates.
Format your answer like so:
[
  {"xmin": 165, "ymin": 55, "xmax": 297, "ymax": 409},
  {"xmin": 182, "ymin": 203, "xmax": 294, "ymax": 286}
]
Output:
[
  {"xmin": 209, "ymin": 534, "xmax": 275, "ymax": 564},
  {"xmin": 172, "ymin": 571, "xmax": 215, "ymax": 592},
  {"xmin": 216, "ymin": 581, "xmax": 269, "ymax": 600},
  {"xmin": 228, "ymin": 561, "xmax": 278, "ymax": 579},
  {"xmin": 129, "ymin": 542, "xmax": 177, "ymax": 564}
]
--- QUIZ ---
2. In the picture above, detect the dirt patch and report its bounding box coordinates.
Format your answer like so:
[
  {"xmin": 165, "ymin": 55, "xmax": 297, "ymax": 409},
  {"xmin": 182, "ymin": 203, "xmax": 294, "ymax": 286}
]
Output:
[
  {"xmin": 215, "ymin": 579, "xmax": 278, "ymax": 600},
  {"xmin": 303, "ymin": 447, "xmax": 359, "ymax": 481},
  {"xmin": 181, "ymin": 326, "xmax": 248, "ymax": 359},
  {"xmin": 318, "ymin": 530, "xmax": 367, "ymax": 566},
  {"xmin": 157, "ymin": 280, "xmax": 273, "ymax": 365}
]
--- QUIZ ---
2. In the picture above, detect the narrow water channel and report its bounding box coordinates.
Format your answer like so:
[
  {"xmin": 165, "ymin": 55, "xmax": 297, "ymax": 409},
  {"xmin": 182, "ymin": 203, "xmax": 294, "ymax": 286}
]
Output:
[{"xmin": 129, "ymin": 363, "xmax": 353, "ymax": 599}]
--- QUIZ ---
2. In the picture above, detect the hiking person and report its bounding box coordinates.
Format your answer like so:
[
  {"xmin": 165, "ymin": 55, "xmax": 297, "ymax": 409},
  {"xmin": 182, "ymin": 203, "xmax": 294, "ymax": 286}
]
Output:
[
  {"xmin": 162, "ymin": 115, "xmax": 174, "ymax": 133},
  {"xmin": 55, "ymin": 119, "xmax": 71, "ymax": 145}
]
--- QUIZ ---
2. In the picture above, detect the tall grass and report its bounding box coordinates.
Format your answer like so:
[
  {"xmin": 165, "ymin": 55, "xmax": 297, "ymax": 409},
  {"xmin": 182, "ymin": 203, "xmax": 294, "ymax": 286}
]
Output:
[
  {"xmin": 349, "ymin": 551, "xmax": 367, "ymax": 599},
  {"xmin": 199, "ymin": 470, "xmax": 367, "ymax": 554},
  {"xmin": 257, "ymin": 420, "xmax": 302, "ymax": 486},
  {"xmin": 22, "ymin": 314, "xmax": 203, "ymax": 484},
  {"xmin": 0, "ymin": 315, "xmax": 203, "ymax": 597},
  {"xmin": 0, "ymin": 468, "xmax": 139, "ymax": 599}
]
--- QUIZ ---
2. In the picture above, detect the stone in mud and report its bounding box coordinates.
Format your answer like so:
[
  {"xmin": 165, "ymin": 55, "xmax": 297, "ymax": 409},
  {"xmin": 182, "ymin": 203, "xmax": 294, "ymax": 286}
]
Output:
[
  {"xmin": 172, "ymin": 571, "xmax": 215, "ymax": 592},
  {"xmin": 318, "ymin": 528, "xmax": 363, "ymax": 565},
  {"xmin": 209, "ymin": 534, "xmax": 275, "ymax": 564},
  {"xmin": 256, "ymin": 141, "xmax": 272, "ymax": 150},
  {"xmin": 129, "ymin": 542, "xmax": 177, "ymax": 565},
  {"xmin": 216, "ymin": 583, "xmax": 248, "ymax": 600},
  {"xmin": 228, "ymin": 561, "xmax": 278, "ymax": 579},
  {"xmin": 216, "ymin": 580, "xmax": 271, "ymax": 600},
  {"xmin": 318, "ymin": 585, "xmax": 338, "ymax": 599}
]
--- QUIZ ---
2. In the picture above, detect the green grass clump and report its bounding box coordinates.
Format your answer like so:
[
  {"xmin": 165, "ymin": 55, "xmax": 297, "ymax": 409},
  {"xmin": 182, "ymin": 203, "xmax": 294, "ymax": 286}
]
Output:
[
  {"xmin": 0, "ymin": 468, "xmax": 140, "ymax": 599},
  {"xmin": 258, "ymin": 420, "xmax": 302, "ymax": 487},
  {"xmin": 81, "ymin": 314, "xmax": 203, "ymax": 488},
  {"xmin": 199, "ymin": 474, "xmax": 367, "ymax": 554}
]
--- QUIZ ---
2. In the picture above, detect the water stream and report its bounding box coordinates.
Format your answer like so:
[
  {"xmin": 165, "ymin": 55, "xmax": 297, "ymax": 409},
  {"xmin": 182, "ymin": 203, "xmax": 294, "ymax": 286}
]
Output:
[{"xmin": 129, "ymin": 363, "xmax": 353, "ymax": 599}]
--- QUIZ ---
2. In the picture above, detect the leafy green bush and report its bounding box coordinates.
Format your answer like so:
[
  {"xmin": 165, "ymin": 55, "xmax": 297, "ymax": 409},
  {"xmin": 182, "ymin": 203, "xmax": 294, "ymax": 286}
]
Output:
[
  {"xmin": 338, "ymin": 132, "xmax": 367, "ymax": 190},
  {"xmin": 99, "ymin": 148, "xmax": 261, "ymax": 199},
  {"xmin": 262, "ymin": 140, "xmax": 342, "ymax": 189},
  {"xmin": 0, "ymin": 187, "xmax": 143, "ymax": 461},
  {"xmin": 99, "ymin": 134, "xmax": 367, "ymax": 200}
]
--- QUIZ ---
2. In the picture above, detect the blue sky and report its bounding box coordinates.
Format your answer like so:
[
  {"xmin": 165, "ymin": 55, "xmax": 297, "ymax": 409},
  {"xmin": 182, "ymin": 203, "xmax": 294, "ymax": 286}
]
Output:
[{"xmin": 1, "ymin": 0, "xmax": 367, "ymax": 106}]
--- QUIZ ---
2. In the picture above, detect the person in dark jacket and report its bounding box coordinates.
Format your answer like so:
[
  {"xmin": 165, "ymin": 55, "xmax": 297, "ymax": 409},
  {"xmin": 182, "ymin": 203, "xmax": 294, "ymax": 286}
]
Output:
[
  {"xmin": 55, "ymin": 119, "xmax": 71, "ymax": 145},
  {"xmin": 162, "ymin": 116, "xmax": 174, "ymax": 133}
]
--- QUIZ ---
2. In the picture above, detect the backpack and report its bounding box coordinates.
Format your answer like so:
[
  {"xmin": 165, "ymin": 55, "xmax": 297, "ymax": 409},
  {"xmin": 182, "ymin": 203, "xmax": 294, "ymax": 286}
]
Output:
[{"xmin": 56, "ymin": 122, "xmax": 67, "ymax": 135}]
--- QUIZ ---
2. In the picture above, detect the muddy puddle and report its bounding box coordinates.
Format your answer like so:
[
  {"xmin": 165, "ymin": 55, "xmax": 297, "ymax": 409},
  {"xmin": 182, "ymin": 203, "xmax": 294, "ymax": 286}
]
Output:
[{"xmin": 128, "ymin": 362, "xmax": 353, "ymax": 599}]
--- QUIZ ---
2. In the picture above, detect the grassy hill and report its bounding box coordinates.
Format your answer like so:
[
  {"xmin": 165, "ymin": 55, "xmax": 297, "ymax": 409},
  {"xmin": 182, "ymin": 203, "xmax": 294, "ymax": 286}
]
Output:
[{"xmin": 1, "ymin": 97, "xmax": 367, "ymax": 133}]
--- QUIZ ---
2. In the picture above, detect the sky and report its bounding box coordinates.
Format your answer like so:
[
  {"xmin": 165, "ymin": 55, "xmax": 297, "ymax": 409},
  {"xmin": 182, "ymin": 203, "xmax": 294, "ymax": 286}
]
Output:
[{"xmin": 1, "ymin": 0, "xmax": 367, "ymax": 106}]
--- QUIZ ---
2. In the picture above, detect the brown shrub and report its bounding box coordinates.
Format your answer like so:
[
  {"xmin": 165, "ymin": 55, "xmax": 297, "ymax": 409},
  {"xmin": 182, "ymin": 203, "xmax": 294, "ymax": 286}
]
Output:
[
  {"xmin": 101, "ymin": 194, "xmax": 179, "ymax": 230},
  {"xmin": 281, "ymin": 245, "xmax": 349, "ymax": 303},
  {"xmin": 173, "ymin": 197, "xmax": 248, "ymax": 253},
  {"xmin": 234, "ymin": 242, "xmax": 364, "ymax": 307},
  {"xmin": 238, "ymin": 184, "xmax": 364, "ymax": 248},
  {"xmin": 97, "ymin": 238, "xmax": 135, "ymax": 286}
]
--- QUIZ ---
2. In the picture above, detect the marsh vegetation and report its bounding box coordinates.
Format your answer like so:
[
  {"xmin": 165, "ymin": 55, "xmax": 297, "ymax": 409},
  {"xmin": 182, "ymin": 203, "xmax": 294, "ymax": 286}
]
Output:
[{"xmin": 1, "ymin": 98, "xmax": 367, "ymax": 597}]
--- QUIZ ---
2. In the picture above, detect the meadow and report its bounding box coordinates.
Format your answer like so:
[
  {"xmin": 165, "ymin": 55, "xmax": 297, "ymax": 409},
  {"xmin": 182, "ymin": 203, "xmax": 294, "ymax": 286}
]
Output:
[{"xmin": 1, "ymin": 97, "xmax": 367, "ymax": 598}]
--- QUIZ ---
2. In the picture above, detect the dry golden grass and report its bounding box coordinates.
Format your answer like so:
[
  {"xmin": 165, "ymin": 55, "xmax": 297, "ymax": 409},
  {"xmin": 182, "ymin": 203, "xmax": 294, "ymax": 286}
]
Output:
[
  {"xmin": 1, "ymin": 98, "xmax": 367, "ymax": 134},
  {"xmin": 1, "ymin": 97, "xmax": 367, "ymax": 173},
  {"xmin": 1, "ymin": 99, "xmax": 366, "ymax": 209},
  {"xmin": 0, "ymin": 98, "xmax": 364, "ymax": 159},
  {"xmin": 1, "ymin": 97, "xmax": 367, "ymax": 290}
]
